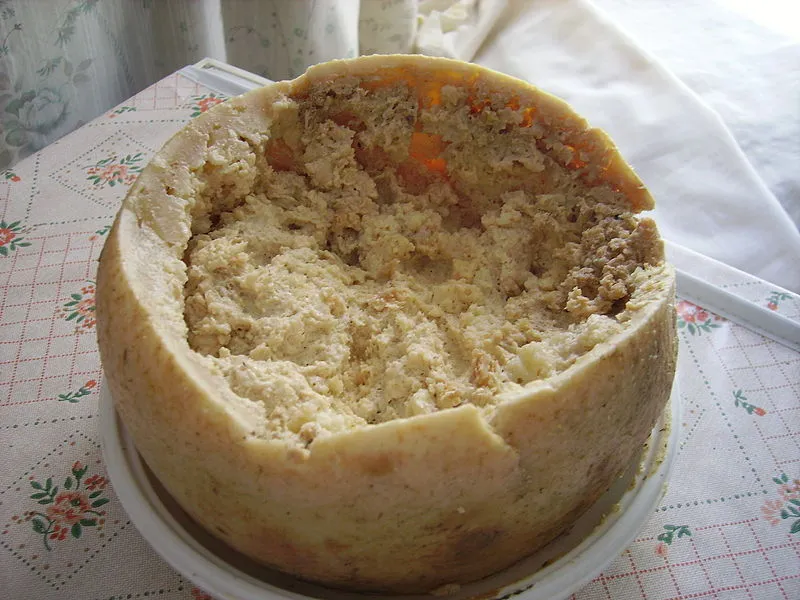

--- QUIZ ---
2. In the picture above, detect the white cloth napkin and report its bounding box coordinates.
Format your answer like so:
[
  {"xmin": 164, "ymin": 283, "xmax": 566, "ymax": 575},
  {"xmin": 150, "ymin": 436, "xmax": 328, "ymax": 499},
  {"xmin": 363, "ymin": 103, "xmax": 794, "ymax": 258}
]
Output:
[{"xmin": 414, "ymin": 0, "xmax": 800, "ymax": 292}]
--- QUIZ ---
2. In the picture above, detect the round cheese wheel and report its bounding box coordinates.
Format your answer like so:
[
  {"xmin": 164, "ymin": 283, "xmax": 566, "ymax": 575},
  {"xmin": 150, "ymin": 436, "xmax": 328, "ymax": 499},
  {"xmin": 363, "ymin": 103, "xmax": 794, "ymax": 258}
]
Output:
[{"xmin": 97, "ymin": 55, "xmax": 677, "ymax": 593}]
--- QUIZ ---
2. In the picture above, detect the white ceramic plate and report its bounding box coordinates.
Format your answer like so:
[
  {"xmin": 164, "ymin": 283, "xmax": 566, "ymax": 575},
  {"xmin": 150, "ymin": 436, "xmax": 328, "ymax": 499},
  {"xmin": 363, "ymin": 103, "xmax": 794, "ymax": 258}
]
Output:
[{"xmin": 99, "ymin": 379, "xmax": 680, "ymax": 600}]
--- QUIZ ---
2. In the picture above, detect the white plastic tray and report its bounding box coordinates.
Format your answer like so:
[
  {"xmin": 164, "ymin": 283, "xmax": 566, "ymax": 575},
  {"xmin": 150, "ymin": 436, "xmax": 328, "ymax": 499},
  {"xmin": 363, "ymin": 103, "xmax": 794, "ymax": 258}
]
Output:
[{"xmin": 100, "ymin": 379, "xmax": 680, "ymax": 600}]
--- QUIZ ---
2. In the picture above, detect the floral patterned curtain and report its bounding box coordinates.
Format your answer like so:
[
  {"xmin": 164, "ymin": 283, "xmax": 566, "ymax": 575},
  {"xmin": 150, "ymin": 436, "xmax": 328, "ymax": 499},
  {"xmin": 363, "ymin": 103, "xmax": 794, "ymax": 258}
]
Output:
[{"xmin": 0, "ymin": 0, "xmax": 436, "ymax": 171}]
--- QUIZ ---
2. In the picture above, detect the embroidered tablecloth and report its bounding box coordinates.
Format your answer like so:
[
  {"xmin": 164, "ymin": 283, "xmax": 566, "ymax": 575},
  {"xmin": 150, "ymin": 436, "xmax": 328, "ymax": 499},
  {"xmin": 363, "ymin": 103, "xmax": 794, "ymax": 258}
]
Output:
[{"xmin": 1, "ymin": 70, "xmax": 799, "ymax": 600}]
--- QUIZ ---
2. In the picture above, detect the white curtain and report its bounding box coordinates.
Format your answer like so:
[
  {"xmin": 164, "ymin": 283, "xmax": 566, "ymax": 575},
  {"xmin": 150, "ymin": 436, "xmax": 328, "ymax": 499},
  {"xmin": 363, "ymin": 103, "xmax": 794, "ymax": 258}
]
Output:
[{"xmin": 0, "ymin": 0, "xmax": 494, "ymax": 170}]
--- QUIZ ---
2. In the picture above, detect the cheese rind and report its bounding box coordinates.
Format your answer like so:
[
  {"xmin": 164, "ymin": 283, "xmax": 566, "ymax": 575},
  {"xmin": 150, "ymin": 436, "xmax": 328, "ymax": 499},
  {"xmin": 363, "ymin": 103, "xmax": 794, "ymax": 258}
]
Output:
[{"xmin": 97, "ymin": 55, "xmax": 676, "ymax": 593}]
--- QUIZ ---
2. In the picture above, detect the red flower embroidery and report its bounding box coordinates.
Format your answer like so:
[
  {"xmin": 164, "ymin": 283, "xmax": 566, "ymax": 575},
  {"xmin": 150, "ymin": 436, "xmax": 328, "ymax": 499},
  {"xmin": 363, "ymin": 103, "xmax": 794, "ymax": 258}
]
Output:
[
  {"xmin": 24, "ymin": 461, "xmax": 111, "ymax": 550},
  {"xmin": 0, "ymin": 220, "xmax": 30, "ymax": 256},
  {"xmin": 761, "ymin": 499, "xmax": 784, "ymax": 525},
  {"xmin": 0, "ymin": 220, "xmax": 31, "ymax": 256},
  {"xmin": 86, "ymin": 154, "xmax": 144, "ymax": 187},
  {"xmin": 197, "ymin": 97, "xmax": 223, "ymax": 112},
  {"xmin": 779, "ymin": 480, "xmax": 800, "ymax": 503},
  {"xmin": 58, "ymin": 380, "xmax": 98, "ymax": 403},
  {"xmin": 59, "ymin": 282, "xmax": 97, "ymax": 331},
  {"xmin": 0, "ymin": 227, "xmax": 15, "ymax": 246},
  {"xmin": 764, "ymin": 474, "xmax": 800, "ymax": 534},
  {"xmin": 76, "ymin": 296, "xmax": 95, "ymax": 316},
  {"xmin": 734, "ymin": 389, "xmax": 767, "ymax": 417},
  {"xmin": 49, "ymin": 523, "xmax": 69, "ymax": 541},
  {"xmin": 89, "ymin": 224, "xmax": 112, "ymax": 242},
  {"xmin": 189, "ymin": 94, "xmax": 227, "ymax": 117},
  {"xmin": 676, "ymin": 300, "xmax": 699, "ymax": 323},
  {"xmin": 87, "ymin": 164, "xmax": 136, "ymax": 186},
  {"xmin": 655, "ymin": 541, "xmax": 668, "ymax": 558},
  {"xmin": 46, "ymin": 491, "xmax": 91, "ymax": 527},
  {"xmin": 766, "ymin": 291, "xmax": 792, "ymax": 311},
  {"xmin": 84, "ymin": 474, "xmax": 108, "ymax": 492},
  {"xmin": 676, "ymin": 300, "xmax": 722, "ymax": 335}
]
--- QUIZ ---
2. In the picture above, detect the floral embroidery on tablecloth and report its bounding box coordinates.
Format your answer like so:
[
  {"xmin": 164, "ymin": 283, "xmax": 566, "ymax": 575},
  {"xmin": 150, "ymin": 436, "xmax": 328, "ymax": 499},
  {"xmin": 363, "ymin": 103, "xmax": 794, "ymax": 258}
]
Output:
[
  {"xmin": 2, "ymin": 169, "xmax": 21, "ymax": 182},
  {"xmin": 86, "ymin": 153, "xmax": 144, "ymax": 187},
  {"xmin": 0, "ymin": 219, "xmax": 32, "ymax": 256},
  {"xmin": 189, "ymin": 93, "xmax": 227, "ymax": 117},
  {"xmin": 676, "ymin": 300, "xmax": 723, "ymax": 335},
  {"xmin": 19, "ymin": 461, "xmax": 110, "ymax": 551},
  {"xmin": 766, "ymin": 291, "xmax": 792, "ymax": 311},
  {"xmin": 654, "ymin": 524, "xmax": 692, "ymax": 558},
  {"xmin": 108, "ymin": 105, "xmax": 136, "ymax": 118},
  {"xmin": 733, "ymin": 389, "xmax": 766, "ymax": 417},
  {"xmin": 58, "ymin": 281, "xmax": 95, "ymax": 330},
  {"xmin": 57, "ymin": 379, "xmax": 97, "ymax": 403},
  {"xmin": 761, "ymin": 474, "xmax": 800, "ymax": 534},
  {"xmin": 89, "ymin": 223, "xmax": 111, "ymax": 241}
]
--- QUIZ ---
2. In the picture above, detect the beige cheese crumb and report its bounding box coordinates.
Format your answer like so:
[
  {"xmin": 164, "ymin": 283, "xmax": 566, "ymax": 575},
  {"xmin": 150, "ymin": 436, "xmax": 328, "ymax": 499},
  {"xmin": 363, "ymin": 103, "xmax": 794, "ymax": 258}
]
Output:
[{"xmin": 181, "ymin": 81, "xmax": 662, "ymax": 445}]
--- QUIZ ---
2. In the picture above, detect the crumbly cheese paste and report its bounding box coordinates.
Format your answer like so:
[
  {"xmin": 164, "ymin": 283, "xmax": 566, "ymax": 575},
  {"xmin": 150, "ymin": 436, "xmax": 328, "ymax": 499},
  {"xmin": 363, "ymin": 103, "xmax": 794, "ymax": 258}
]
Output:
[{"xmin": 181, "ymin": 81, "xmax": 662, "ymax": 443}]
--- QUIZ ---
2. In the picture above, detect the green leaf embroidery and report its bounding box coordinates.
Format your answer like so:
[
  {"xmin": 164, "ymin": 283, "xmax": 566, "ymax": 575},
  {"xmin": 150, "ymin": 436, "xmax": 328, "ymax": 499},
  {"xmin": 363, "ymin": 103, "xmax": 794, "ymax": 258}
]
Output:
[
  {"xmin": 32, "ymin": 518, "xmax": 46, "ymax": 534},
  {"xmin": 657, "ymin": 524, "xmax": 691, "ymax": 545},
  {"xmin": 71, "ymin": 522, "xmax": 82, "ymax": 538},
  {"xmin": 30, "ymin": 481, "xmax": 42, "ymax": 490},
  {"xmin": 791, "ymin": 520, "xmax": 800, "ymax": 535},
  {"xmin": 91, "ymin": 498, "xmax": 109, "ymax": 508},
  {"xmin": 80, "ymin": 518, "xmax": 96, "ymax": 527},
  {"xmin": 64, "ymin": 477, "xmax": 73, "ymax": 490}
]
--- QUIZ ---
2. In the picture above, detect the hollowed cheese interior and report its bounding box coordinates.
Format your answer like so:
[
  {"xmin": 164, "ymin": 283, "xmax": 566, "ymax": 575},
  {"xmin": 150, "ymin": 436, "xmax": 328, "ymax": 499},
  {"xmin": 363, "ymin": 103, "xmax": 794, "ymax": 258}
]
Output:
[{"xmin": 179, "ymin": 75, "xmax": 665, "ymax": 447}]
